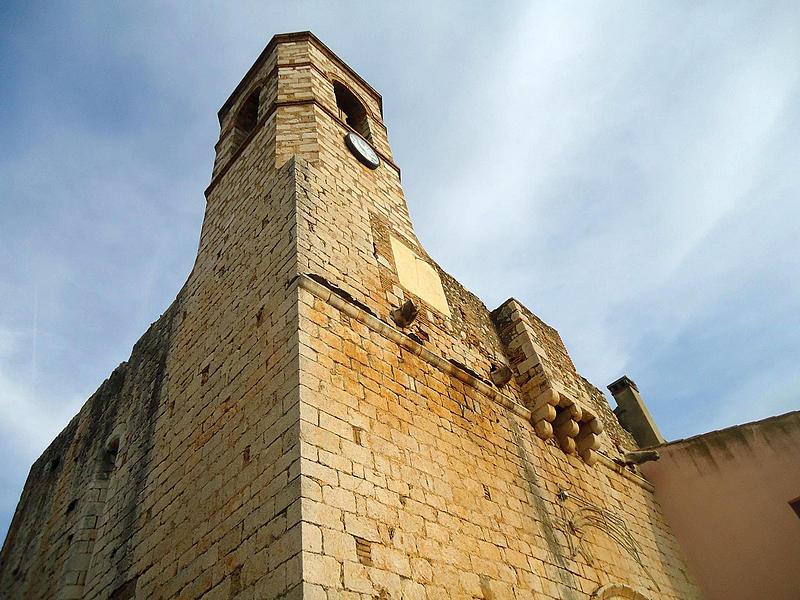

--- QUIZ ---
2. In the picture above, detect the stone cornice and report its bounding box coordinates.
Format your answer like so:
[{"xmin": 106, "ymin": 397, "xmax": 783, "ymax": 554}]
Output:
[
  {"xmin": 218, "ymin": 31, "xmax": 384, "ymax": 124},
  {"xmin": 293, "ymin": 273, "xmax": 655, "ymax": 492},
  {"xmin": 205, "ymin": 98, "xmax": 400, "ymax": 199}
]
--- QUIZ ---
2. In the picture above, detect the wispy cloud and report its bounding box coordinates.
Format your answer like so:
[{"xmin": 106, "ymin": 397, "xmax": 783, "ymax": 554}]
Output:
[
  {"xmin": 1, "ymin": 1, "xmax": 798, "ymax": 543},
  {"xmin": 403, "ymin": 4, "xmax": 800, "ymax": 431},
  {"xmin": 0, "ymin": 328, "xmax": 82, "ymax": 455}
]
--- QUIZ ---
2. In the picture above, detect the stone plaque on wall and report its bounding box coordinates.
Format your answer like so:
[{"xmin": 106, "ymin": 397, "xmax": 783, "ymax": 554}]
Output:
[{"xmin": 390, "ymin": 235, "xmax": 451, "ymax": 317}]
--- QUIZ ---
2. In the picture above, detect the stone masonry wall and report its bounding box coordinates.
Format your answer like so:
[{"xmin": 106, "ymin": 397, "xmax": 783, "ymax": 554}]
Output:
[
  {"xmin": 279, "ymin": 33, "xmax": 700, "ymax": 599},
  {"xmin": 286, "ymin": 36, "xmax": 635, "ymax": 454},
  {"xmin": 0, "ymin": 305, "xmax": 181, "ymax": 599},
  {"xmin": 1, "ymin": 32, "xmax": 701, "ymax": 600},
  {"xmin": 2, "ymin": 67, "xmax": 305, "ymax": 598},
  {"xmin": 295, "ymin": 275, "xmax": 701, "ymax": 599}
]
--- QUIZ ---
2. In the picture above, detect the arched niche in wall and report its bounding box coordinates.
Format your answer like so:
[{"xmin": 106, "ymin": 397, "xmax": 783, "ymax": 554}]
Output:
[
  {"xmin": 98, "ymin": 424, "xmax": 126, "ymax": 477},
  {"xmin": 57, "ymin": 423, "xmax": 127, "ymax": 599},
  {"xmin": 591, "ymin": 583, "xmax": 653, "ymax": 600}
]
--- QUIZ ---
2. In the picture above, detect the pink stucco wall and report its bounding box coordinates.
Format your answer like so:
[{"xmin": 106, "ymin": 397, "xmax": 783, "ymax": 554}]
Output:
[{"xmin": 640, "ymin": 411, "xmax": 800, "ymax": 600}]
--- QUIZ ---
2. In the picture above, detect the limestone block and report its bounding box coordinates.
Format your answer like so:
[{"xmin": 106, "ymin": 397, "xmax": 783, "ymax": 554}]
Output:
[
  {"xmin": 516, "ymin": 354, "xmax": 543, "ymax": 376},
  {"xmin": 343, "ymin": 560, "xmax": 372, "ymax": 593},
  {"xmin": 532, "ymin": 388, "xmax": 559, "ymax": 410},
  {"xmin": 322, "ymin": 528, "xmax": 356, "ymax": 560},
  {"xmin": 534, "ymin": 420, "xmax": 554, "ymax": 440},
  {"xmin": 557, "ymin": 392, "xmax": 574, "ymax": 408},
  {"xmin": 576, "ymin": 433, "xmax": 601, "ymax": 453},
  {"xmin": 344, "ymin": 513, "xmax": 379, "ymax": 542},
  {"xmin": 390, "ymin": 235, "xmax": 450, "ymax": 317},
  {"xmin": 303, "ymin": 552, "xmax": 341, "ymax": 586},
  {"xmin": 580, "ymin": 449, "xmax": 600, "ymax": 466},
  {"xmin": 580, "ymin": 417, "xmax": 603, "ymax": 435},
  {"xmin": 531, "ymin": 403, "xmax": 556, "ymax": 423},
  {"xmin": 554, "ymin": 418, "xmax": 579, "ymax": 439},
  {"xmin": 489, "ymin": 364, "xmax": 512, "ymax": 387},
  {"xmin": 553, "ymin": 408, "xmax": 577, "ymax": 427},
  {"xmin": 557, "ymin": 434, "xmax": 577, "ymax": 454}
]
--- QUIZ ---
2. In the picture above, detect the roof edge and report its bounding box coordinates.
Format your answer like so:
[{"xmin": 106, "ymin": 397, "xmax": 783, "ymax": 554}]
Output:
[
  {"xmin": 218, "ymin": 31, "xmax": 384, "ymax": 123},
  {"xmin": 648, "ymin": 409, "xmax": 800, "ymax": 450}
]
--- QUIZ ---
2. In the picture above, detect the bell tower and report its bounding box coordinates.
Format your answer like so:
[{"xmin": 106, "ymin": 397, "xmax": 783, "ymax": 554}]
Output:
[
  {"xmin": 205, "ymin": 32, "xmax": 427, "ymax": 309},
  {"xmin": 206, "ymin": 32, "xmax": 443, "ymax": 330},
  {"xmin": 212, "ymin": 32, "xmax": 393, "ymax": 174},
  {"xmin": 1, "ymin": 32, "xmax": 702, "ymax": 600}
]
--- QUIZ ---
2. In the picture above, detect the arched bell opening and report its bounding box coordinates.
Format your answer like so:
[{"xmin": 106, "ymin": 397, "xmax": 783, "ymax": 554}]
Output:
[{"xmin": 333, "ymin": 81, "xmax": 372, "ymax": 142}]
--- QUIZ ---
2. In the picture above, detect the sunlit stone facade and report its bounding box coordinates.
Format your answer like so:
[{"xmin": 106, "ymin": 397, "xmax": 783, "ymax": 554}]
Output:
[{"xmin": 0, "ymin": 33, "xmax": 702, "ymax": 599}]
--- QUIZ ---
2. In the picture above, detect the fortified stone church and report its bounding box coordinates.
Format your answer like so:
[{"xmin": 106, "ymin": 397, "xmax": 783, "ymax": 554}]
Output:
[{"xmin": 0, "ymin": 33, "xmax": 705, "ymax": 599}]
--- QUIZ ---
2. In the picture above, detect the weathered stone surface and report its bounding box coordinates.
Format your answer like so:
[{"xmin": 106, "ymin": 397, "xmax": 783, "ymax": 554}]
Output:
[{"xmin": 0, "ymin": 32, "xmax": 702, "ymax": 600}]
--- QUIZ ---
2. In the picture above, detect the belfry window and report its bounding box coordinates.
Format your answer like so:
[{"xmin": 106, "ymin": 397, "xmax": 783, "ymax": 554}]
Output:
[
  {"xmin": 232, "ymin": 88, "xmax": 261, "ymax": 151},
  {"xmin": 333, "ymin": 81, "xmax": 372, "ymax": 141}
]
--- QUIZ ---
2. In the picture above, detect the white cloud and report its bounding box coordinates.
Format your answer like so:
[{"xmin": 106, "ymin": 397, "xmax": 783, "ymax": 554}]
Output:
[{"xmin": 0, "ymin": 328, "xmax": 82, "ymax": 456}]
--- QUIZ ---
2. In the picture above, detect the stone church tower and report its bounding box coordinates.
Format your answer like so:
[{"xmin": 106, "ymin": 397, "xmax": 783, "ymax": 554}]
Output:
[{"xmin": 0, "ymin": 33, "xmax": 702, "ymax": 599}]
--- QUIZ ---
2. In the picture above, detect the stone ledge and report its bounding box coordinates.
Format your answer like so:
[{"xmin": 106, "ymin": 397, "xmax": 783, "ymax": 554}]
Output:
[
  {"xmin": 293, "ymin": 273, "xmax": 655, "ymax": 492},
  {"xmin": 296, "ymin": 273, "xmax": 530, "ymax": 422}
]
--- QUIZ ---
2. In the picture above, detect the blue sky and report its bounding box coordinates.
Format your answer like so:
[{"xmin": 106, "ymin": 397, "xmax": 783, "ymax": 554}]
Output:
[{"xmin": 1, "ymin": 2, "xmax": 798, "ymax": 545}]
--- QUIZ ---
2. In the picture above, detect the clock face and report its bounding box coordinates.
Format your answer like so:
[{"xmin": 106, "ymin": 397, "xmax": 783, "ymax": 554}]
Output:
[{"xmin": 344, "ymin": 132, "xmax": 380, "ymax": 170}]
